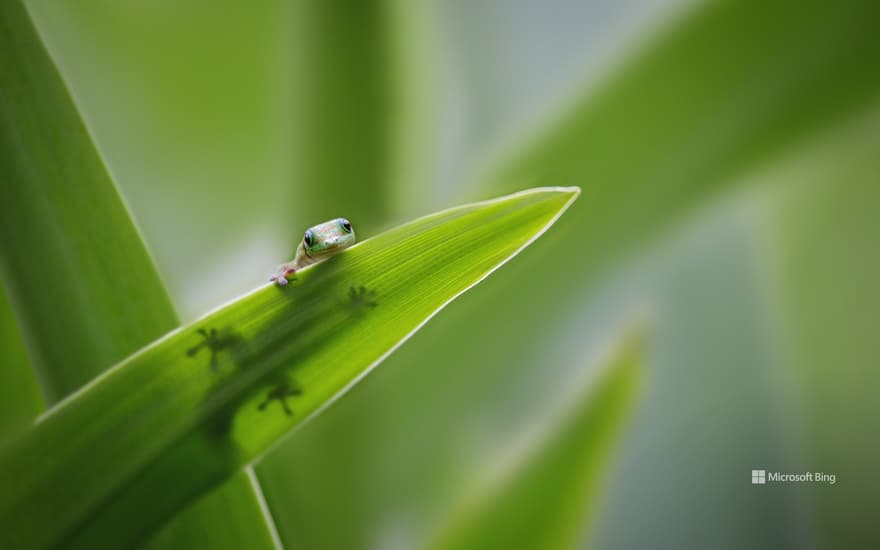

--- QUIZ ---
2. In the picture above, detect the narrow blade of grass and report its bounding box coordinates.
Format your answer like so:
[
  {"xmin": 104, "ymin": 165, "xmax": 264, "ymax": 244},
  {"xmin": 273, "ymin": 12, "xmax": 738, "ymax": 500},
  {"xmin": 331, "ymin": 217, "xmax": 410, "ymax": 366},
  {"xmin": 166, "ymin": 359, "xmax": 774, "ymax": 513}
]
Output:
[
  {"xmin": 0, "ymin": 0, "xmax": 178, "ymax": 402},
  {"xmin": 288, "ymin": 1, "xmax": 394, "ymax": 234},
  {"xmin": 0, "ymin": 187, "xmax": 579, "ymax": 550},
  {"xmin": 0, "ymin": 1, "xmax": 278, "ymax": 547},
  {"xmin": 145, "ymin": 470, "xmax": 280, "ymax": 550},
  {"xmin": 0, "ymin": 285, "xmax": 44, "ymax": 444},
  {"xmin": 428, "ymin": 323, "xmax": 646, "ymax": 550}
]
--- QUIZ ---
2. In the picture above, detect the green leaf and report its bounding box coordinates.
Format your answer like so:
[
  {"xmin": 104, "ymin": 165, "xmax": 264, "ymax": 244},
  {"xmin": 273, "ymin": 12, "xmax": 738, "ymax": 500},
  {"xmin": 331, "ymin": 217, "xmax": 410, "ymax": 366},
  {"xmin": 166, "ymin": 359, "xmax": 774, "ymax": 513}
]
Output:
[
  {"xmin": 288, "ymin": 0, "xmax": 394, "ymax": 234},
  {"xmin": 146, "ymin": 470, "xmax": 280, "ymax": 550},
  {"xmin": 0, "ymin": 285, "xmax": 43, "ymax": 444},
  {"xmin": 475, "ymin": 0, "xmax": 880, "ymax": 300},
  {"xmin": 756, "ymin": 107, "xmax": 880, "ymax": 546},
  {"xmin": 23, "ymin": 0, "xmax": 296, "ymax": 317},
  {"xmin": 429, "ymin": 323, "xmax": 646, "ymax": 550},
  {"xmin": 284, "ymin": 0, "xmax": 439, "ymax": 228},
  {"xmin": 0, "ymin": 0, "xmax": 178, "ymax": 402},
  {"xmin": 0, "ymin": 187, "xmax": 579, "ymax": 550},
  {"xmin": 0, "ymin": 1, "xmax": 277, "ymax": 547}
]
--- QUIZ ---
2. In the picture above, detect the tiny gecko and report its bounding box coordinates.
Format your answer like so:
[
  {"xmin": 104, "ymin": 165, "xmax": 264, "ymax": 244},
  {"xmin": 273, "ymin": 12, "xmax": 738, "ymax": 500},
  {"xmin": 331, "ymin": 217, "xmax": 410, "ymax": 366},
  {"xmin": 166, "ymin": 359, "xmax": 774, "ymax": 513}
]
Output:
[{"xmin": 269, "ymin": 218, "xmax": 356, "ymax": 286}]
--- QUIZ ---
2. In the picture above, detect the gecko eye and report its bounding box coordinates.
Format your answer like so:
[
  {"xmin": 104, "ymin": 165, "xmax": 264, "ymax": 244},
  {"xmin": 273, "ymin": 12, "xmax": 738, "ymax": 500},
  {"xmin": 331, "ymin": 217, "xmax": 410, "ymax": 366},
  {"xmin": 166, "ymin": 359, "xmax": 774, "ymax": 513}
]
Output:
[
  {"xmin": 303, "ymin": 229, "xmax": 313, "ymax": 248},
  {"xmin": 339, "ymin": 218, "xmax": 352, "ymax": 233}
]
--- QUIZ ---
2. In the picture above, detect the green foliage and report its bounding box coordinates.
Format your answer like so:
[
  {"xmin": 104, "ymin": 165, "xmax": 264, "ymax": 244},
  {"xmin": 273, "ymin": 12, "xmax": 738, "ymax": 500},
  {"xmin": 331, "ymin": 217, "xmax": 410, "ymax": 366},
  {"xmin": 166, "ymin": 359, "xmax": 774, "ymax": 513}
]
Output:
[
  {"xmin": 0, "ymin": 1, "xmax": 280, "ymax": 548},
  {"xmin": 0, "ymin": 287, "xmax": 43, "ymax": 442},
  {"xmin": 288, "ymin": 1, "xmax": 394, "ymax": 233},
  {"xmin": 758, "ymin": 109, "xmax": 880, "ymax": 547},
  {"xmin": 0, "ymin": 187, "xmax": 579, "ymax": 549},
  {"xmin": 0, "ymin": 0, "xmax": 177, "ymax": 402},
  {"xmin": 457, "ymin": 0, "xmax": 880, "ymax": 388},
  {"xmin": 255, "ymin": 1, "xmax": 880, "ymax": 547},
  {"xmin": 4, "ymin": 0, "xmax": 878, "ymax": 548},
  {"xmin": 430, "ymin": 324, "xmax": 646, "ymax": 550},
  {"xmin": 146, "ymin": 471, "xmax": 279, "ymax": 550}
]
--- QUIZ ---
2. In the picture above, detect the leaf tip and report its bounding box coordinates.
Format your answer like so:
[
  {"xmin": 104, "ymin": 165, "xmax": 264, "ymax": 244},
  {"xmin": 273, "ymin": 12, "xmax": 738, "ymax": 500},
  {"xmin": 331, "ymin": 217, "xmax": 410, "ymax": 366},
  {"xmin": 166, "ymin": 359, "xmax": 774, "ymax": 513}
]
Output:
[{"xmin": 536, "ymin": 185, "xmax": 581, "ymax": 199}]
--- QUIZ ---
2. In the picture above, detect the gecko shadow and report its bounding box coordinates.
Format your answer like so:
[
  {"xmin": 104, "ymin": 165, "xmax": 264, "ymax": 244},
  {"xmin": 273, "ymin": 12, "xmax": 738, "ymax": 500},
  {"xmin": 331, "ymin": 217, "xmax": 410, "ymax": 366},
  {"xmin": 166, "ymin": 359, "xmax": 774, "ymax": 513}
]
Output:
[
  {"xmin": 185, "ymin": 325, "xmax": 306, "ymax": 441},
  {"xmin": 346, "ymin": 285, "xmax": 378, "ymax": 315},
  {"xmin": 187, "ymin": 283, "xmax": 379, "ymax": 442},
  {"xmin": 257, "ymin": 374, "xmax": 302, "ymax": 416},
  {"xmin": 186, "ymin": 327, "xmax": 246, "ymax": 372}
]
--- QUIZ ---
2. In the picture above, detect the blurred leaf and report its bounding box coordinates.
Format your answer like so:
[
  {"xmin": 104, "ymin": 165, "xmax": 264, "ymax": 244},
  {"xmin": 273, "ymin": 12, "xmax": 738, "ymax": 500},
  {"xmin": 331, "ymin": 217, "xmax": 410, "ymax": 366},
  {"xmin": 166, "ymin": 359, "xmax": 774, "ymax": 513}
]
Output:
[
  {"xmin": 442, "ymin": 2, "xmax": 880, "ymax": 546},
  {"xmin": 451, "ymin": 0, "xmax": 880, "ymax": 366},
  {"xmin": 425, "ymin": 0, "xmax": 880, "ymax": 492},
  {"xmin": 0, "ymin": 0, "xmax": 178, "ymax": 402},
  {"xmin": 0, "ymin": 2, "xmax": 276, "ymax": 548},
  {"xmin": 146, "ymin": 469, "xmax": 280, "ymax": 550},
  {"xmin": 758, "ymin": 106, "xmax": 880, "ymax": 547},
  {"xmin": 0, "ymin": 285, "xmax": 43, "ymax": 444},
  {"xmin": 24, "ymin": 0, "xmax": 294, "ymax": 318},
  {"xmin": 384, "ymin": 0, "xmax": 441, "ymax": 217},
  {"xmin": 429, "ymin": 323, "xmax": 646, "ymax": 550},
  {"xmin": 0, "ymin": 187, "xmax": 579, "ymax": 550},
  {"xmin": 287, "ymin": 0, "xmax": 439, "ymax": 232},
  {"xmin": 472, "ymin": 0, "xmax": 880, "ymax": 305},
  {"xmin": 289, "ymin": 0, "xmax": 394, "ymax": 234}
]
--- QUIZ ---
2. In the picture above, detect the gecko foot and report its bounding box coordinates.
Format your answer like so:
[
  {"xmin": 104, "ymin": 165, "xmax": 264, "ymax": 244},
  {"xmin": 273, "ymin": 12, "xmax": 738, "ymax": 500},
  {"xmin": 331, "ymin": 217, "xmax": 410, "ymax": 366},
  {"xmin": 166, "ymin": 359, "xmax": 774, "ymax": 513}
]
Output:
[{"xmin": 269, "ymin": 266, "xmax": 296, "ymax": 286}]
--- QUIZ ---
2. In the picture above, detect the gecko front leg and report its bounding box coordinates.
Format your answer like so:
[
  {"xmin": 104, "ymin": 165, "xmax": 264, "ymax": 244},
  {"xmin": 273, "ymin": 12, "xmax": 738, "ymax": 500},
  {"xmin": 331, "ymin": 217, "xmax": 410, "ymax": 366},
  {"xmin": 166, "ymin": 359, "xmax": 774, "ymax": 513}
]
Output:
[{"xmin": 269, "ymin": 262, "xmax": 297, "ymax": 286}]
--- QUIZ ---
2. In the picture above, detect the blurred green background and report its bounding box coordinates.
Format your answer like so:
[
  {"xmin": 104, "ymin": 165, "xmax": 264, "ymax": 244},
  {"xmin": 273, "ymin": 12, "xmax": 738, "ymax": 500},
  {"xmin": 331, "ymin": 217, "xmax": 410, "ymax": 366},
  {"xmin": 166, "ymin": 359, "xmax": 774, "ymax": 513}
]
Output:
[{"xmin": 4, "ymin": 0, "xmax": 879, "ymax": 548}]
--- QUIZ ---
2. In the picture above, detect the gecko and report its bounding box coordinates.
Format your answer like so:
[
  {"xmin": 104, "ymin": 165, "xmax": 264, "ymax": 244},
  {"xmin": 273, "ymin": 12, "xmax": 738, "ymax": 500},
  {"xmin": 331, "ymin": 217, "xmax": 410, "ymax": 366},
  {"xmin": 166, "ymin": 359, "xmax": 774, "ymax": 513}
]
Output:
[{"xmin": 269, "ymin": 218, "xmax": 356, "ymax": 286}]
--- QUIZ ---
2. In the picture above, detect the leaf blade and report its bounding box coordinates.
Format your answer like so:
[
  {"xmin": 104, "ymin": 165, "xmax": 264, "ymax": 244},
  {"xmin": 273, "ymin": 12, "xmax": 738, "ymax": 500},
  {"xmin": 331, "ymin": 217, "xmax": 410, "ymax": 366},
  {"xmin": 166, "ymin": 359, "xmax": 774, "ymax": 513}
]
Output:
[
  {"xmin": 0, "ymin": 186, "xmax": 579, "ymax": 550},
  {"xmin": 0, "ymin": 285, "xmax": 44, "ymax": 444},
  {"xmin": 429, "ymin": 323, "xmax": 647, "ymax": 550},
  {"xmin": 0, "ymin": 0, "xmax": 178, "ymax": 401},
  {"xmin": 1, "ymin": 1, "xmax": 279, "ymax": 547}
]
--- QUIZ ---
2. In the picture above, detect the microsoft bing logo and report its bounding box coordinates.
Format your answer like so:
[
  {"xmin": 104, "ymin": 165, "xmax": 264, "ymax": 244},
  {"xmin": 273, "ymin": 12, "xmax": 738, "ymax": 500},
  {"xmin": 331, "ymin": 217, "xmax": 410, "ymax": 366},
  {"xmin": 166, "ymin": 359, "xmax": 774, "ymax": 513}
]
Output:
[{"xmin": 751, "ymin": 468, "xmax": 835, "ymax": 484}]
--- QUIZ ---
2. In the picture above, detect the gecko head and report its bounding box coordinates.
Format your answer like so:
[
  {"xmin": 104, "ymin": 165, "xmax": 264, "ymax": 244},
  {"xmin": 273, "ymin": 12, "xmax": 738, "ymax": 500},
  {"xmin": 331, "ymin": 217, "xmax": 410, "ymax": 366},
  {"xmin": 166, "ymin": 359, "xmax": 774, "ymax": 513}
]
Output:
[{"xmin": 302, "ymin": 217, "xmax": 356, "ymax": 259}]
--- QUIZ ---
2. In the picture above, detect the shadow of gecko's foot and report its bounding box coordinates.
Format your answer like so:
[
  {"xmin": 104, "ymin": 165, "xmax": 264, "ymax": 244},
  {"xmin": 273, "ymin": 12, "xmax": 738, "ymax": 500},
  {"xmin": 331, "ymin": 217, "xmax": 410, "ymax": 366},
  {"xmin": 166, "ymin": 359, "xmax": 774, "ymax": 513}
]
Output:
[
  {"xmin": 347, "ymin": 285, "xmax": 378, "ymax": 313},
  {"xmin": 186, "ymin": 327, "xmax": 245, "ymax": 372},
  {"xmin": 186, "ymin": 328, "xmax": 216, "ymax": 357},
  {"xmin": 257, "ymin": 381, "xmax": 302, "ymax": 416}
]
